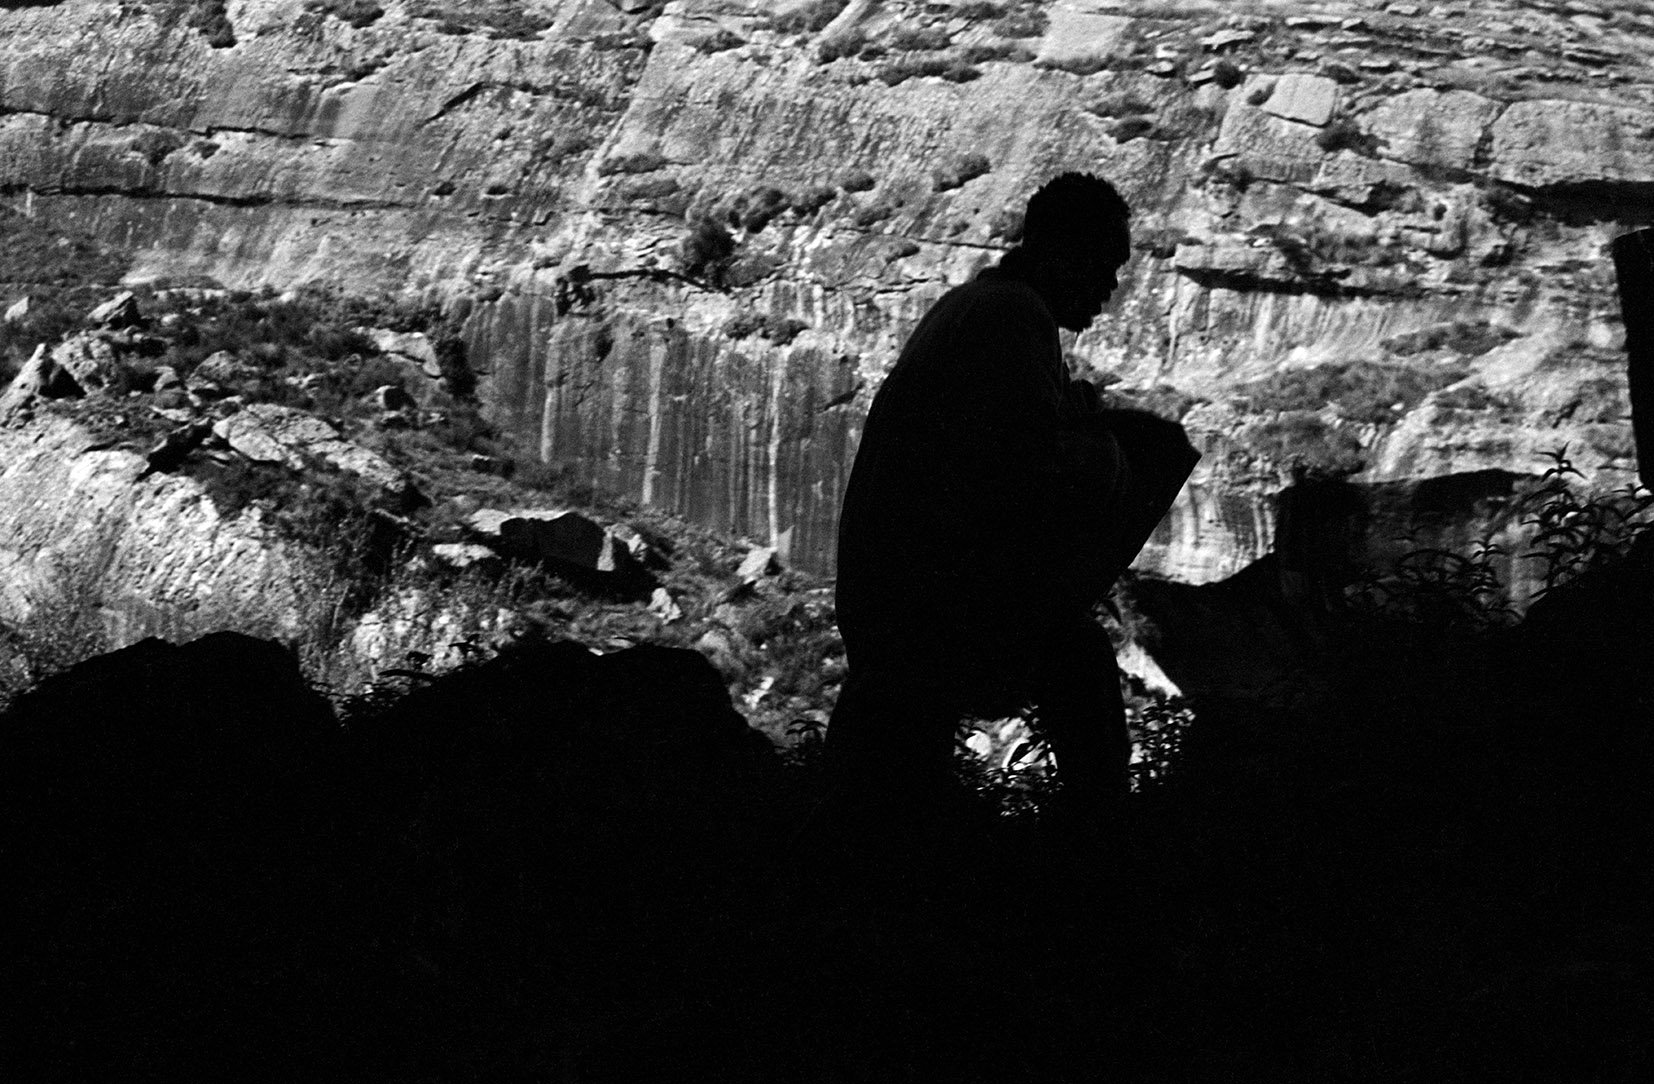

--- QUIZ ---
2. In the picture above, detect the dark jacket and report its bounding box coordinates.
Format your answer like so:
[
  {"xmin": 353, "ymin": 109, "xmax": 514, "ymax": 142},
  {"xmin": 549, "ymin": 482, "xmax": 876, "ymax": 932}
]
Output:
[{"xmin": 834, "ymin": 264, "xmax": 1120, "ymax": 663}]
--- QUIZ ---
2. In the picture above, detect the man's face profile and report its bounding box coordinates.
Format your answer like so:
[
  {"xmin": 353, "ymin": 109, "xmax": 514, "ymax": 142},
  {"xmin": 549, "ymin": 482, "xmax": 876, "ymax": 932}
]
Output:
[{"xmin": 1046, "ymin": 242, "xmax": 1129, "ymax": 333}]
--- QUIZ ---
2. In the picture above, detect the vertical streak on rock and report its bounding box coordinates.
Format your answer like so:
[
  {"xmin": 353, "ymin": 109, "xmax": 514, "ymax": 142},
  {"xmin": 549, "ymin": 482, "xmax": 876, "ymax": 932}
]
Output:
[
  {"xmin": 641, "ymin": 332, "xmax": 666, "ymax": 508},
  {"xmin": 766, "ymin": 346, "xmax": 786, "ymax": 548}
]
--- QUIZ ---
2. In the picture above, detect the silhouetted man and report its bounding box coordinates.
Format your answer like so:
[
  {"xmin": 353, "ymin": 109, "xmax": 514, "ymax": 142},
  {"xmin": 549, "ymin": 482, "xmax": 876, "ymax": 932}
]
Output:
[{"xmin": 828, "ymin": 173, "xmax": 1162, "ymax": 830}]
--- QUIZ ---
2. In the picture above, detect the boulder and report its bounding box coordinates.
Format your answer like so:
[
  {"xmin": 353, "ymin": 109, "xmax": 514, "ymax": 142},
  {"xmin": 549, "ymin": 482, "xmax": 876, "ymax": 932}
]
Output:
[
  {"xmin": 141, "ymin": 420, "xmax": 213, "ymax": 476},
  {"xmin": 86, "ymin": 290, "xmax": 141, "ymax": 329},
  {"xmin": 648, "ymin": 586, "xmax": 684, "ymax": 622},
  {"xmin": 151, "ymin": 365, "xmax": 182, "ymax": 392},
  {"xmin": 359, "ymin": 327, "xmax": 442, "ymax": 377},
  {"xmin": 1489, "ymin": 99, "xmax": 1654, "ymax": 190},
  {"xmin": 51, "ymin": 333, "xmax": 124, "ymax": 393},
  {"xmin": 1258, "ymin": 73, "xmax": 1338, "ymax": 127},
  {"xmin": 0, "ymin": 343, "xmax": 83, "ymax": 420},
  {"xmin": 190, "ymin": 350, "xmax": 261, "ymax": 390},
  {"xmin": 368, "ymin": 384, "xmax": 417, "ymax": 413},
  {"xmin": 467, "ymin": 507, "xmax": 641, "ymax": 575},
  {"xmin": 737, "ymin": 546, "xmax": 781, "ymax": 582},
  {"xmin": 1363, "ymin": 88, "xmax": 1502, "ymax": 172},
  {"xmin": 4, "ymin": 296, "xmax": 29, "ymax": 323}
]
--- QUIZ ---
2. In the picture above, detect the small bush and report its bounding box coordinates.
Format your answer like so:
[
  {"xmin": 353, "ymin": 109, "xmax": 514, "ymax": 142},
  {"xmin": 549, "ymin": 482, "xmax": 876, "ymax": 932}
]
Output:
[
  {"xmin": 815, "ymin": 27, "xmax": 867, "ymax": 61},
  {"xmin": 961, "ymin": 41, "xmax": 1033, "ymax": 64},
  {"xmin": 598, "ymin": 150, "xmax": 668, "ymax": 176},
  {"xmin": 932, "ymin": 152, "xmax": 991, "ymax": 191},
  {"xmin": 877, "ymin": 56, "xmax": 980, "ymax": 86},
  {"xmin": 696, "ymin": 28, "xmax": 744, "ymax": 54},
  {"xmin": 788, "ymin": 186, "xmax": 837, "ymax": 215},
  {"xmin": 954, "ymin": 2, "xmax": 1005, "ymax": 20},
  {"xmin": 680, "ymin": 217, "xmax": 736, "ymax": 282},
  {"xmin": 1087, "ymin": 91, "xmax": 1155, "ymax": 118},
  {"xmin": 852, "ymin": 202, "xmax": 895, "ymax": 227},
  {"xmin": 888, "ymin": 24, "xmax": 952, "ymax": 52},
  {"xmin": 839, "ymin": 169, "xmax": 876, "ymax": 193},
  {"xmin": 1041, "ymin": 54, "xmax": 1111, "ymax": 77},
  {"xmin": 406, "ymin": 1, "xmax": 553, "ymax": 41},
  {"xmin": 1248, "ymin": 412, "xmax": 1366, "ymax": 478},
  {"xmin": 1316, "ymin": 117, "xmax": 1377, "ymax": 156},
  {"xmin": 1109, "ymin": 116, "xmax": 1156, "ymax": 143},
  {"xmin": 1211, "ymin": 58, "xmax": 1244, "ymax": 88}
]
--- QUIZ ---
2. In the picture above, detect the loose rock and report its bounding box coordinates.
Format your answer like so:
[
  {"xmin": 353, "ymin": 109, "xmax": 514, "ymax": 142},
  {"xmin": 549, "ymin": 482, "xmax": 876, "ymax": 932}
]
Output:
[
  {"xmin": 86, "ymin": 291, "xmax": 142, "ymax": 329},
  {"xmin": 467, "ymin": 508, "xmax": 641, "ymax": 575}
]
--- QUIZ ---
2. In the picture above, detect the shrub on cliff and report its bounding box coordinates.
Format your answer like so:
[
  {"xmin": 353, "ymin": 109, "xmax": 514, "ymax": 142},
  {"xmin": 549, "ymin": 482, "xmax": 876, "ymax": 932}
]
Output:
[
  {"xmin": 406, "ymin": 0, "xmax": 553, "ymax": 40},
  {"xmin": 680, "ymin": 216, "xmax": 736, "ymax": 283},
  {"xmin": 878, "ymin": 55, "xmax": 981, "ymax": 86},
  {"xmin": 1236, "ymin": 361, "xmax": 1471, "ymax": 425},
  {"xmin": 305, "ymin": 0, "xmax": 384, "ymax": 28}
]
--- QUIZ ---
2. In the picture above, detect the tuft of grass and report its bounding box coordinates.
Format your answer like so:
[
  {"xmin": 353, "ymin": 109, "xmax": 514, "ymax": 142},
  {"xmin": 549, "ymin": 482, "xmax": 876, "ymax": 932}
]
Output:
[{"xmin": 877, "ymin": 55, "xmax": 982, "ymax": 86}]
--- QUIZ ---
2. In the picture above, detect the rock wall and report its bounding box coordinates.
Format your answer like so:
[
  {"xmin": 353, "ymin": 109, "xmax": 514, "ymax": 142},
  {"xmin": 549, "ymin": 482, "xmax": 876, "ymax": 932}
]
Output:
[{"xmin": 4, "ymin": 0, "xmax": 1651, "ymax": 588}]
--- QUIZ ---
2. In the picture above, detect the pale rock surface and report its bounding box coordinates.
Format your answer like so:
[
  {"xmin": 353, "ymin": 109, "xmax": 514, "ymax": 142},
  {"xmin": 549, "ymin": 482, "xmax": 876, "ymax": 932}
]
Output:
[
  {"xmin": 1361, "ymin": 88, "xmax": 1503, "ymax": 172},
  {"xmin": 1259, "ymin": 73, "xmax": 1338, "ymax": 127},
  {"xmin": 86, "ymin": 291, "xmax": 140, "ymax": 329},
  {"xmin": 49, "ymin": 333, "xmax": 123, "ymax": 394},
  {"xmin": 0, "ymin": 416, "xmax": 313, "ymax": 655},
  {"xmin": 191, "ymin": 350, "xmax": 260, "ymax": 388},
  {"xmin": 737, "ymin": 545, "xmax": 781, "ymax": 581},
  {"xmin": 0, "ymin": 344, "xmax": 80, "ymax": 419},
  {"xmin": 4, "ymin": 296, "xmax": 29, "ymax": 323},
  {"xmin": 212, "ymin": 402, "xmax": 411, "ymax": 497},
  {"xmin": 361, "ymin": 328, "xmax": 442, "ymax": 377}
]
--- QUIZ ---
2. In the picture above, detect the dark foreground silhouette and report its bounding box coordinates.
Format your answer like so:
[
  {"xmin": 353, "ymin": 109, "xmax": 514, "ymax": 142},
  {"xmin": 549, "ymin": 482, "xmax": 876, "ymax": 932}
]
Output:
[{"xmin": 4, "ymin": 588, "xmax": 1649, "ymax": 1082}]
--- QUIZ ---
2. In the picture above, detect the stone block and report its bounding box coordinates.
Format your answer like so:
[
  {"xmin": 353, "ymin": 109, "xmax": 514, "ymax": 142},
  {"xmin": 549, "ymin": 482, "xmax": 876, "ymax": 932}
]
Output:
[{"xmin": 1258, "ymin": 73, "xmax": 1338, "ymax": 127}]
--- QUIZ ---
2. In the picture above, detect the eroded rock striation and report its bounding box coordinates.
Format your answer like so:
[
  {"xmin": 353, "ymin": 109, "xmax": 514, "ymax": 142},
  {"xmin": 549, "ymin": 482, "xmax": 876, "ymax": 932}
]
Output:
[{"xmin": 2, "ymin": 0, "xmax": 1649, "ymax": 599}]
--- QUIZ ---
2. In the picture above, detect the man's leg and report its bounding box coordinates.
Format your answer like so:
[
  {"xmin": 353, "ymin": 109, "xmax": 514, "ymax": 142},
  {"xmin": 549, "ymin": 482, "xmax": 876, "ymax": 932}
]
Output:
[
  {"xmin": 1028, "ymin": 616, "xmax": 1130, "ymax": 810},
  {"xmin": 824, "ymin": 659, "xmax": 964, "ymax": 824}
]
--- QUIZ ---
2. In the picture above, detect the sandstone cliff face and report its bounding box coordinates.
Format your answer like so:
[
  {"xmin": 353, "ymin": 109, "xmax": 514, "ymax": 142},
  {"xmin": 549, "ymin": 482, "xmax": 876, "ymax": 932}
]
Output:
[{"xmin": 3, "ymin": 0, "xmax": 1650, "ymax": 595}]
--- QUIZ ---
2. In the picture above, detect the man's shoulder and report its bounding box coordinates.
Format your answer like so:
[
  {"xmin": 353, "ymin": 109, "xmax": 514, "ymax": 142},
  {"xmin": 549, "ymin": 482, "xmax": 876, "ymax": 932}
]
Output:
[{"xmin": 928, "ymin": 267, "xmax": 1051, "ymax": 329}]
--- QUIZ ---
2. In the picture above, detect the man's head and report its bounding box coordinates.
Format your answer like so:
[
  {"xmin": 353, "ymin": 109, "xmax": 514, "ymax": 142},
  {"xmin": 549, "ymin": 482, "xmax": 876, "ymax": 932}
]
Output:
[{"xmin": 1018, "ymin": 173, "xmax": 1132, "ymax": 332}]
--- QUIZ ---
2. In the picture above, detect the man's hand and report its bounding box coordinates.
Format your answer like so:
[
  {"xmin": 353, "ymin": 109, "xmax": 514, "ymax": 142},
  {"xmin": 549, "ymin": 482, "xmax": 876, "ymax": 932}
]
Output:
[{"xmin": 1064, "ymin": 378, "xmax": 1104, "ymax": 416}]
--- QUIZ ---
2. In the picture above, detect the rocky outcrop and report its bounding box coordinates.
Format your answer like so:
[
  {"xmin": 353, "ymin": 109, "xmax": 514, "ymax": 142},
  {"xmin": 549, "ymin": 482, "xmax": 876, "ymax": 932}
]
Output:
[
  {"xmin": 212, "ymin": 401, "xmax": 416, "ymax": 500},
  {"xmin": 0, "ymin": 415, "xmax": 316, "ymax": 668},
  {"xmin": 1, "ymin": 0, "xmax": 1648, "ymax": 595}
]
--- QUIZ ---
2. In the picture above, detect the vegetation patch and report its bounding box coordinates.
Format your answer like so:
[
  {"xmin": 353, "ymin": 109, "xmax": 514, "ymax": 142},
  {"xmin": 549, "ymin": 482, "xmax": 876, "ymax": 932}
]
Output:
[
  {"xmin": 1246, "ymin": 411, "xmax": 1366, "ymax": 477},
  {"xmin": 406, "ymin": 0, "xmax": 553, "ymax": 41},
  {"xmin": 887, "ymin": 24, "xmax": 952, "ymax": 52},
  {"xmin": 931, "ymin": 152, "xmax": 991, "ymax": 191},
  {"xmin": 877, "ymin": 55, "xmax": 981, "ymax": 86},
  {"xmin": 679, "ymin": 217, "xmax": 737, "ymax": 283},
  {"xmin": 1383, "ymin": 320, "xmax": 1520, "ymax": 358},
  {"xmin": 1236, "ymin": 361, "xmax": 1471, "ymax": 425},
  {"xmin": 304, "ymin": 0, "xmax": 384, "ymax": 28}
]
